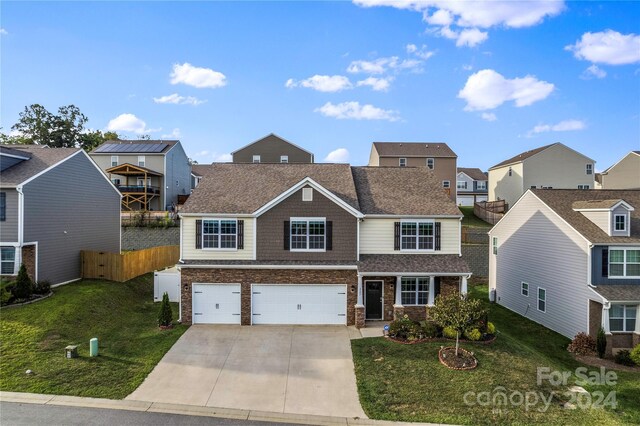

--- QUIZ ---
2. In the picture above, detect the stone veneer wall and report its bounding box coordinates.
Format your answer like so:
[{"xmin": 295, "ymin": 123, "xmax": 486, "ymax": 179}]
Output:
[
  {"xmin": 121, "ymin": 227, "xmax": 180, "ymax": 251},
  {"xmin": 180, "ymin": 268, "xmax": 358, "ymax": 325},
  {"xmin": 21, "ymin": 245, "xmax": 36, "ymax": 282}
]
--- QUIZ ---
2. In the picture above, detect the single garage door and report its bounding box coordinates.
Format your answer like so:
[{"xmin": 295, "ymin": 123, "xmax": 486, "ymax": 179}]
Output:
[
  {"xmin": 252, "ymin": 284, "xmax": 347, "ymax": 325},
  {"xmin": 192, "ymin": 283, "xmax": 241, "ymax": 324}
]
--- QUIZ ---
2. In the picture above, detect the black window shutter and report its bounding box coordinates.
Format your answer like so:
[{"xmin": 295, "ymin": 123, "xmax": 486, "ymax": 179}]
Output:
[
  {"xmin": 326, "ymin": 221, "xmax": 333, "ymax": 250},
  {"xmin": 284, "ymin": 221, "xmax": 290, "ymax": 250},
  {"xmin": 394, "ymin": 222, "xmax": 400, "ymax": 251},
  {"xmin": 195, "ymin": 219, "xmax": 202, "ymax": 249},
  {"xmin": 0, "ymin": 192, "xmax": 5, "ymax": 221},
  {"xmin": 602, "ymin": 248, "xmax": 608, "ymax": 277},
  {"xmin": 434, "ymin": 222, "xmax": 441, "ymax": 251},
  {"xmin": 237, "ymin": 220, "xmax": 244, "ymax": 249}
]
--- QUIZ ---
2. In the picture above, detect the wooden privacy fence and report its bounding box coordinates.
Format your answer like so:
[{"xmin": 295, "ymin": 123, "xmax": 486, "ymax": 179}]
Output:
[
  {"xmin": 474, "ymin": 200, "xmax": 508, "ymax": 225},
  {"xmin": 81, "ymin": 245, "xmax": 180, "ymax": 282}
]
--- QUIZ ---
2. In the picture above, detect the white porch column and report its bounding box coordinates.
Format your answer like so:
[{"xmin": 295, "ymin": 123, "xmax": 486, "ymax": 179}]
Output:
[
  {"xmin": 635, "ymin": 304, "xmax": 640, "ymax": 334},
  {"xmin": 428, "ymin": 276, "xmax": 435, "ymax": 306},
  {"xmin": 460, "ymin": 276, "xmax": 468, "ymax": 296},
  {"xmin": 357, "ymin": 274, "xmax": 363, "ymax": 305},
  {"xmin": 395, "ymin": 276, "xmax": 402, "ymax": 306},
  {"xmin": 602, "ymin": 304, "xmax": 611, "ymax": 334}
]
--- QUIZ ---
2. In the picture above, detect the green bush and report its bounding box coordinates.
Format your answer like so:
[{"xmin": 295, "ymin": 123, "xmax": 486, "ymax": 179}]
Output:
[
  {"xmin": 443, "ymin": 326, "xmax": 458, "ymax": 339},
  {"xmin": 567, "ymin": 332, "xmax": 596, "ymax": 356},
  {"xmin": 421, "ymin": 321, "xmax": 439, "ymax": 338},
  {"xmin": 630, "ymin": 344, "xmax": 640, "ymax": 366},
  {"xmin": 388, "ymin": 315, "xmax": 423, "ymax": 341},
  {"xmin": 0, "ymin": 286, "xmax": 13, "ymax": 306},
  {"xmin": 486, "ymin": 322, "xmax": 496, "ymax": 334},
  {"xmin": 13, "ymin": 264, "xmax": 33, "ymax": 300},
  {"xmin": 614, "ymin": 350, "xmax": 634, "ymax": 366},
  {"xmin": 596, "ymin": 327, "xmax": 607, "ymax": 359},
  {"xmin": 157, "ymin": 292, "xmax": 173, "ymax": 327},
  {"xmin": 33, "ymin": 280, "xmax": 51, "ymax": 295},
  {"xmin": 465, "ymin": 328, "xmax": 482, "ymax": 341}
]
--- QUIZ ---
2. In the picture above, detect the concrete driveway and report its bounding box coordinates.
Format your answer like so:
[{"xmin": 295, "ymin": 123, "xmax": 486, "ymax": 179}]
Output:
[{"xmin": 127, "ymin": 325, "xmax": 366, "ymax": 418}]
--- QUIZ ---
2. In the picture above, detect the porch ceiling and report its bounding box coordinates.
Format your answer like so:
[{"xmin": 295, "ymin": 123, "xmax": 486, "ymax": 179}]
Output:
[{"xmin": 106, "ymin": 163, "xmax": 163, "ymax": 176}]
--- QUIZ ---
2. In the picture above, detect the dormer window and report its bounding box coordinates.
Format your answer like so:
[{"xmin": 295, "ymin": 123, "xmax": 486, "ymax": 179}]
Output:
[{"xmin": 614, "ymin": 214, "xmax": 627, "ymax": 231}]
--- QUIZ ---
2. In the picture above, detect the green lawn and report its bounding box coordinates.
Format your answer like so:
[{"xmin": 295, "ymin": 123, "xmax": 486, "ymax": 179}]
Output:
[
  {"xmin": 352, "ymin": 284, "xmax": 640, "ymax": 425},
  {"xmin": 459, "ymin": 206, "xmax": 493, "ymax": 228},
  {"xmin": 0, "ymin": 274, "xmax": 187, "ymax": 399}
]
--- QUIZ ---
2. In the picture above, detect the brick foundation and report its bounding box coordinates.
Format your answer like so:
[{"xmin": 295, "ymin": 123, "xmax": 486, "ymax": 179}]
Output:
[
  {"xmin": 355, "ymin": 305, "xmax": 365, "ymax": 329},
  {"xmin": 393, "ymin": 304, "xmax": 404, "ymax": 320},
  {"xmin": 21, "ymin": 245, "xmax": 36, "ymax": 282},
  {"xmin": 180, "ymin": 268, "xmax": 358, "ymax": 325}
]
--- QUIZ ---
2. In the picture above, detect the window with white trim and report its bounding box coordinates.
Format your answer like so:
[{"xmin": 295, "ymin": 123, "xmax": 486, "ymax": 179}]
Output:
[
  {"xmin": 137, "ymin": 177, "xmax": 151, "ymax": 187},
  {"xmin": 609, "ymin": 304, "xmax": 637, "ymax": 332},
  {"xmin": 577, "ymin": 184, "xmax": 590, "ymax": 189},
  {"xmin": 614, "ymin": 214, "xmax": 626, "ymax": 231},
  {"xmin": 426, "ymin": 158, "xmax": 434, "ymax": 170},
  {"xmin": 111, "ymin": 156, "xmax": 118, "ymax": 167},
  {"xmin": 111, "ymin": 178, "xmax": 121, "ymax": 186},
  {"xmin": 138, "ymin": 156, "xmax": 146, "ymax": 167},
  {"xmin": 477, "ymin": 181, "xmax": 487, "ymax": 190},
  {"xmin": 442, "ymin": 180, "xmax": 450, "ymax": 188},
  {"xmin": 401, "ymin": 221, "xmax": 434, "ymax": 251},
  {"xmin": 401, "ymin": 277, "xmax": 429, "ymax": 305},
  {"xmin": 291, "ymin": 219, "xmax": 325, "ymax": 251},
  {"xmin": 609, "ymin": 248, "xmax": 640, "ymax": 277},
  {"xmin": 1, "ymin": 247, "xmax": 16, "ymax": 275},
  {"xmin": 202, "ymin": 219, "xmax": 237, "ymax": 249},
  {"xmin": 252, "ymin": 155, "xmax": 261, "ymax": 163},
  {"xmin": 586, "ymin": 164, "xmax": 593, "ymax": 175},
  {"xmin": 399, "ymin": 158, "xmax": 407, "ymax": 167},
  {"xmin": 537, "ymin": 287, "xmax": 546, "ymax": 312},
  {"xmin": 457, "ymin": 181, "xmax": 467, "ymax": 190},
  {"xmin": 492, "ymin": 237, "xmax": 498, "ymax": 255},
  {"xmin": 280, "ymin": 155, "xmax": 288, "ymax": 163},
  {"xmin": 521, "ymin": 282, "xmax": 529, "ymax": 296}
]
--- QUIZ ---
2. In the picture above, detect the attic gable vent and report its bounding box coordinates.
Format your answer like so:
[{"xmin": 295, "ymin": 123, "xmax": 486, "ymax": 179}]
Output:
[{"xmin": 302, "ymin": 187, "xmax": 313, "ymax": 202}]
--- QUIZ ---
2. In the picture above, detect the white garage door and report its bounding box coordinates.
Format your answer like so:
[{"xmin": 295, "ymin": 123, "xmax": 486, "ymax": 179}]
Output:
[
  {"xmin": 192, "ymin": 284, "xmax": 241, "ymax": 324},
  {"xmin": 252, "ymin": 284, "xmax": 347, "ymax": 325}
]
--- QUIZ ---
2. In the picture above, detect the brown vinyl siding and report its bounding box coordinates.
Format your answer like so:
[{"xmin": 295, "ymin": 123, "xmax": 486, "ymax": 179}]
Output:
[
  {"xmin": 233, "ymin": 134, "xmax": 313, "ymax": 163},
  {"xmin": 377, "ymin": 156, "xmax": 457, "ymax": 201},
  {"xmin": 257, "ymin": 186, "xmax": 357, "ymax": 261}
]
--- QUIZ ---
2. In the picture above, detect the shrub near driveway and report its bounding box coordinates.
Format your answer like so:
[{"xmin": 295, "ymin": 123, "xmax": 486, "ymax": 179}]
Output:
[{"xmin": 0, "ymin": 274, "xmax": 187, "ymax": 399}]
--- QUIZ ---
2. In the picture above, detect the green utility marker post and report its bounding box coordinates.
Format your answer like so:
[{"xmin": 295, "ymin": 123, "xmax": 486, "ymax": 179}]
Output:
[{"xmin": 89, "ymin": 338, "xmax": 98, "ymax": 357}]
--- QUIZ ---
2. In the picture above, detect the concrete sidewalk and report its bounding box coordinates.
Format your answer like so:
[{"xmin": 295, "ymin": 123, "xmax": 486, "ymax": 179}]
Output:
[{"xmin": 0, "ymin": 392, "xmax": 448, "ymax": 426}]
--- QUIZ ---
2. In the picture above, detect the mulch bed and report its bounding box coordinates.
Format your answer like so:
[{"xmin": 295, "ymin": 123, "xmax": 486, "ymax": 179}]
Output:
[
  {"xmin": 573, "ymin": 354, "xmax": 640, "ymax": 373},
  {"xmin": 386, "ymin": 334, "xmax": 497, "ymax": 345},
  {"xmin": 1, "ymin": 292, "xmax": 53, "ymax": 309},
  {"xmin": 438, "ymin": 346, "xmax": 478, "ymax": 370}
]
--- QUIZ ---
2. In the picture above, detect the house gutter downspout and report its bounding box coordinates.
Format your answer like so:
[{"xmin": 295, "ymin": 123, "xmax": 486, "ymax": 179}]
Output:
[{"xmin": 15, "ymin": 185, "xmax": 25, "ymax": 273}]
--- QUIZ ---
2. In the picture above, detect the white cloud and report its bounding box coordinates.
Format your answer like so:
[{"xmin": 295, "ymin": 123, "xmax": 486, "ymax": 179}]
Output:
[
  {"xmin": 462, "ymin": 64, "xmax": 473, "ymax": 71},
  {"xmin": 581, "ymin": 64, "xmax": 607, "ymax": 80},
  {"xmin": 285, "ymin": 75, "xmax": 352, "ymax": 92},
  {"xmin": 347, "ymin": 56, "xmax": 422, "ymax": 74},
  {"xmin": 526, "ymin": 119, "xmax": 586, "ymax": 137},
  {"xmin": 153, "ymin": 93, "xmax": 207, "ymax": 105},
  {"xmin": 481, "ymin": 112, "xmax": 497, "ymax": 122},
  {"xmin": 458, "ymin": 69, "xmax": 555, "ymax": 111},
  {"xmin": 356, "ymin": 76, "xmax": 394, "ymax": 91},
  {"xmin": 170, "ymin": 63, "xmax": 227, "ymax": 89},
  {"xmin": 566, "ymin": 30, "xmax": 640, "ymax": 65},
  {"xmin": 106, "ymin": 113, "xmax": 160, "ymax": 134},
  {"xmin": 315, "ymin": 101, "xmax": 400, "ymax": 121},
  {"xmin": 0, "ymin": 28, "xmax": 8, "ymax": 35},
  {"xmin": 406, "ymin": 43, "xmax": 435, "ymax": 59},
  {"xmin": 161, "ymin": 128, "xmax": 181, "ymax": 139},
  {"xmin": 354, "ymin": 0, "xmax": 565, "ymax": 47},
  {"xmin": 324, "ymin": 148, "xmax": 350, "ymax": 162}
]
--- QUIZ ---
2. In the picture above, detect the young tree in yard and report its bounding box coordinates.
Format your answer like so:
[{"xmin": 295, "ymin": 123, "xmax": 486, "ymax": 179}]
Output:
[
  {"xmin": 157, "ymin": 292, "xmax": 173, "ymax": 327},
  {"xmin": 596, "ymin": 327, "xmax": 607, "ymax": 359},
  {"xmin": 13, "ymin": 264, "xmax": 33, "ymax": 300},
  {"xmin": 430, "ymin": 293, "xmax": 486, "ymax": 357}
]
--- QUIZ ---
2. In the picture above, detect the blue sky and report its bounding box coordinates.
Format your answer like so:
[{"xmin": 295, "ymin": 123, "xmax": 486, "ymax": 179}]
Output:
[{"xmin": 1, "ymin": 1, "xmax": 639, "ymax": 171}]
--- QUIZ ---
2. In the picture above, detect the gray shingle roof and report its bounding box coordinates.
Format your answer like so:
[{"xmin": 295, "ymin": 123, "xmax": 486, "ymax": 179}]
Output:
[
  {"xmin": 181, "ymin": 163, "xmax": 360, "ymax": 214},
  {"xmin": 358, "ymin": 254, "xmax": 470, "ymax": 274},
  {"xmin": 373, "ymin": 142, "xmax": 457, "ymax": 158},
  {"xmin": 180, "ymin": 260, "xmax": 356, "ymax": 267},
  {"xmin": 532, "ymin": 189, "xmax": 640, "ymax": 244},
  {"xmin": 0, "ymin": 145, "xmax": 80, "ymax": 186},
  {"xmin": 572, "ymin": 199, "xmax": 625, "ymax": 210},
  {"xmin": 0, "ymin": 145, "xmax": 32, "ymax": 160},
  {"xmin": 352, "ymin": 167, "xmax": 462, "ymax": 216},
  {"xmin": 592, "ymin": 285, "xmax": 640, "ymax": 302},
  {"xmin": 457, "ymin": 167, "xmax": 487, "ymax": 181}
]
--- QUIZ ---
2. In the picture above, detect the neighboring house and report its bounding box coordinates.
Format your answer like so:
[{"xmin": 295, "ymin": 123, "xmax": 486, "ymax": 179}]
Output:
[
  {"xmin": 489, "ymin": 189, "xmax": 639, "ymax": 355},
  {"xmin": 190, "ymin": 164, "xmax": 207, "ymax": 190},
  {"xmin": 456, "ymin": 167, "xmax": 488, "ymax": 206},
  {"xmin": 178, "ymin": 164, "xmax": 470, "ymax": 327},
  {"xmin": 598, "ymin": 151, "xmax": 640, "ymax": 190},
  {"xmin": 368, "ymin": 142, "xmax": 458, "ymax": 201},
  {"xmin": 90, "ymin": 140, "xmax": 191, "ymax": 211},
  {"xmin": 488, "ymin": 143, "xmax": 595, "ymax": 208},
  {"xmin": 231, "ymin": 133, "xmax": 314, "ymax": 163},
  {"xmin": 0, "ymin": 145, "xmax": 121, "ymax": 285}
]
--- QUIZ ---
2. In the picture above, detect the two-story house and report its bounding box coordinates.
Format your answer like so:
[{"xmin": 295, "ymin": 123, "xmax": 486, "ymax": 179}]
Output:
[
  {"xmin": 178, "ymin": 163, "xmax": 470, "ymax": 327},
  {"xmin": 456, "ymin": 167, "xmax": 488, "ymax": 206},
  {"xmin": 0, "ymin": 145, "xmax": 120, "ymax": 285},
  {"xmin": 597, "ymin": 151, "xmax": 640, "ymax": 190},
  {"xmin": 488, "ymin": 142, "xmax": 595, "ymax": 208},
  {"xmin": 231, "ymin": 133, "xmax": 314, "ymax": 163},
  {"xmin": 489, "ymin": 189, "xmax": 639, "ymax": 355},
  {"xmin": 368, "ymin": 142, "xmax": 458, "ymax": 201},
  {"xmin": 90, "ymin": 140, "xmax": 191, "ymax": 211}
]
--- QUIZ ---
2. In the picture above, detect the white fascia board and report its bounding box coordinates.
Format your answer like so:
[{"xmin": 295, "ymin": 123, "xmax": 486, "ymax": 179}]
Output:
[
  {"xmin": 180, "ymin": 264, "xmax": 358, "ymax": 270},
  {"xmin": 0, "ymin": 152, "xmax": 31, "ymax": 160},
  {"xmin": 253, "ymin": 177, "xmax": 363, "ymax": 218},
  {"xmin": 178, "ymin": 213, "xmax": 254, "ymax": 218},
  {"xmin": 17, "ymin": 149, "xmax": 84, "ymax": 188},
  {"xmin": 527, "ymin": 191, "xmax": 592, "ymax": 246},
  {"xmin": 80, "ymin": 150, "xmax": 123, "ymax": 198},
  {"xmin": 359, "ymin": 272, "xmax": 472, "ymax": 277},
  {"xmin": 364, "ymin": 214, "xmax": 462, "ymax": 219}
]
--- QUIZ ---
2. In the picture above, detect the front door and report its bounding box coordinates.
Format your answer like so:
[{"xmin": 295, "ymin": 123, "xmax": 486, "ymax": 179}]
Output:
[{"xmin": 365, "ymin": 281, "xmax": 383, "ymax": 320}]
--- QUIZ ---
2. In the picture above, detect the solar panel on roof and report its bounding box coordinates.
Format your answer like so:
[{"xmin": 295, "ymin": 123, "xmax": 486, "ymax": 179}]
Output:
[{"xmin": 95, "ymin": 142, "xmax": 169, "ymax": 153}]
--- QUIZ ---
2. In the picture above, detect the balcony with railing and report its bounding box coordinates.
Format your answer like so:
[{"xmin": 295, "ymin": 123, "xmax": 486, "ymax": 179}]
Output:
[{"xmin": 105, "ymin": 163, "xmax": 164, "ymax": 211}]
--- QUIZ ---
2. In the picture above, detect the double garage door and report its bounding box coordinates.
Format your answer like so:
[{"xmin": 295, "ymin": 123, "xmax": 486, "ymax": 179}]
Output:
[{"xmin": 192, "ymin": 283, "xmax": 347, "ymax": 325}]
